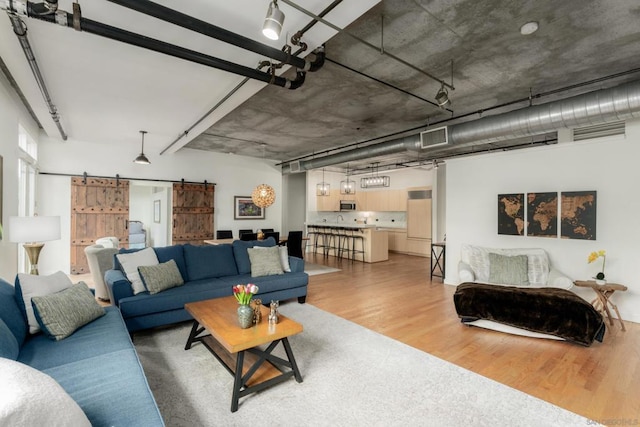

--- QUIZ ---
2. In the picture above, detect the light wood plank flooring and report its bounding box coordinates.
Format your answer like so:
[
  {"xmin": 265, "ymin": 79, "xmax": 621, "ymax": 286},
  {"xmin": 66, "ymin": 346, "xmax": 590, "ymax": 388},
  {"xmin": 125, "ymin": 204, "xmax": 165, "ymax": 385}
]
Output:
[{"xmin": 304, "ymin": 252, "xmax": 640, "ymax": 424}]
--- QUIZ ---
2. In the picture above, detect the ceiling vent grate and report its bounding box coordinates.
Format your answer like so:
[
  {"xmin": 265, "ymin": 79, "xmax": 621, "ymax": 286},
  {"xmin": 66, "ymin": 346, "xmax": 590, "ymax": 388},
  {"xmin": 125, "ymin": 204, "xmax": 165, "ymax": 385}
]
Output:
[
  {"xmin": 572, "ymin": 121, "xmax": 625, "ymax": 141},
  {"xmin": 289, "ymin": 161, "xmax": 301, "ymax": 173},
  {"xmin": 420, "ymin": 126, "xmax": 449, "ymax": 149}
]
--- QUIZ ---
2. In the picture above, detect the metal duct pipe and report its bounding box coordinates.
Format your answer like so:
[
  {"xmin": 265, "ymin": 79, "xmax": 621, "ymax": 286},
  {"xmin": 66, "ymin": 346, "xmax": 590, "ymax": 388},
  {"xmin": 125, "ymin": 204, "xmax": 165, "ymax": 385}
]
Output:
[
  {"xmin": 3, "ymin": 1, "xmax": 310, "ymax": 89},
  {"xmin": 104, "ymin": 0, "xmax": 325, "ymax": 73},
  {"xmin": 7, "ymin": 13, "xmax": 67, "ymax": 140},
  {"xmin": 282, "ymin": 79, "xmax": 640, "ymax": 173}
]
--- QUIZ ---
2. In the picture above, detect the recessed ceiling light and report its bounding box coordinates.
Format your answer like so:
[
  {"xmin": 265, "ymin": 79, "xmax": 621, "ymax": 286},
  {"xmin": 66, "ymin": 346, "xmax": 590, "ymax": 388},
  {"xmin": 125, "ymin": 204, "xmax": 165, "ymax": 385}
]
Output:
[{"xmin": 520, "ymin": 21, "xmax": 539, "ymax": 35}]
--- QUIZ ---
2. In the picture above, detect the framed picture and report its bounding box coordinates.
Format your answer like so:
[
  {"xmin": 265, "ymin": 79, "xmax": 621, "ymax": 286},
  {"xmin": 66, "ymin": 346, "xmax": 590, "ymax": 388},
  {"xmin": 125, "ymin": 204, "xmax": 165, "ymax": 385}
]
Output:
[
  {"xmin": 153, "ymin": 200, "xmax": 161, "ymax": 223},
  {"xmin": 234, "ymin": 196, "xmax": 264, "ymax": 220}
]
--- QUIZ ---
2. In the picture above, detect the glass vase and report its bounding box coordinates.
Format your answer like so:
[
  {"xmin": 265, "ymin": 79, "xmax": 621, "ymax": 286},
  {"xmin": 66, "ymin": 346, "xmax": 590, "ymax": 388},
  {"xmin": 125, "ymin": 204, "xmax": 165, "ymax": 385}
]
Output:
[{"xmin": 237, "ymin": 304, "xmax": 254, "ymax": 329}]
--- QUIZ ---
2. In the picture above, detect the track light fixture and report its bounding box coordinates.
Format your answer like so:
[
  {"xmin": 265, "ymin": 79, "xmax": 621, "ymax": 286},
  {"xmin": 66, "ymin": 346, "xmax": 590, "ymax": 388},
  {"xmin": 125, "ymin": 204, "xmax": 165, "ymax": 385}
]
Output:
[
  {"xmin": 134, "ymin": 130, "xmax": 151, "ymax": 164},
  {"xmin": 262, "ymin": 0, "xmax": 285, "ymax": 41},
  {"xmin": 435, "ymin": 84, "xmax": 450, "ymax": 108}
]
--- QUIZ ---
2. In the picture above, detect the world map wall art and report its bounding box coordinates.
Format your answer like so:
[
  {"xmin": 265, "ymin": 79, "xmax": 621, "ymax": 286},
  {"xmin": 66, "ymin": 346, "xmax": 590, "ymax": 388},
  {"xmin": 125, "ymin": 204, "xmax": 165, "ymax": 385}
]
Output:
[{"xmin": 497, "ymin": 191, "xmax": 596, "ymax": 240}]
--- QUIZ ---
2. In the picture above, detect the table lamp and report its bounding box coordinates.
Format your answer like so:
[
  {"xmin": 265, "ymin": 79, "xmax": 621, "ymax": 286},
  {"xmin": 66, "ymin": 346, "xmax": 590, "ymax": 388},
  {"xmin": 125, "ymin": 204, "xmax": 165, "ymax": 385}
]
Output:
[{"xmin": 9, "ymin": 215, "xmax": 61, "ymax": 275}]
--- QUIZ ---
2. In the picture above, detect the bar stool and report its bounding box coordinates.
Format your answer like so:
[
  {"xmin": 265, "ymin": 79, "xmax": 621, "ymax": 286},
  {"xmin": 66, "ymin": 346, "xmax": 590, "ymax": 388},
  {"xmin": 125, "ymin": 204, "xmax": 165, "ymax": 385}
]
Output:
[
  {"xmin": 324, "ymin": 226, "xmax": 341, "ymax": 258},
  {"xmin": 349, "ymin": 228, "xmax": 365, "ymax": 263},
  {"xmin": 337, "ymin": 227, "xmax": 351, "ymax": 260}
]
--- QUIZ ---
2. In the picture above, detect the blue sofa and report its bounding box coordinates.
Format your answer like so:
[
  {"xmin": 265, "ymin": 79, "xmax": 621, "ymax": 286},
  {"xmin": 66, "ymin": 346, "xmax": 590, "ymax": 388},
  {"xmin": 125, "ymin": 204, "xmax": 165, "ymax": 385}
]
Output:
[
  {"xmin": 105, "ymin": 238, "xmax": 309, "ymax": 332},
  {"xmin": 0, "ymin": 278, "xmax": 164, "ymax": 426}
]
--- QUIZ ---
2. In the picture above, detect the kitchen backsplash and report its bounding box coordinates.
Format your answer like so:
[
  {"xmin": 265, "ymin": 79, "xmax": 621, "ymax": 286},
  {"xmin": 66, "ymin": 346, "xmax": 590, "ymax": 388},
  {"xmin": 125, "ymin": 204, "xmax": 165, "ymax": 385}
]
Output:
[{"xmin": 308, "ymin": 211, "xmax": 407, "ymax": 228}]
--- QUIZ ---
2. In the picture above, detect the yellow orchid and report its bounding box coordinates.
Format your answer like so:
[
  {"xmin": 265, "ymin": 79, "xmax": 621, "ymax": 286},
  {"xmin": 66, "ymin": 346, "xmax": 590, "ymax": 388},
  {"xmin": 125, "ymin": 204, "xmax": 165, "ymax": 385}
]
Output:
[{"xmin": 587, "ymin": 250, "xmax": 606, "ymax": 280}]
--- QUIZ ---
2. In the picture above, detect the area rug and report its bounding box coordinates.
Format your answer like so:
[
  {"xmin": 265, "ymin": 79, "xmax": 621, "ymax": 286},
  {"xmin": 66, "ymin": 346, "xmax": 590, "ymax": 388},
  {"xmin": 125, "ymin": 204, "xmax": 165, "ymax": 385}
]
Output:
[
  {"xmin": 303, "ymin": 262, "xmax": 341, "ymax": 276},
  {"xmin": 134, "ymin": 303, "xmax": 596, "ymax": 427}
]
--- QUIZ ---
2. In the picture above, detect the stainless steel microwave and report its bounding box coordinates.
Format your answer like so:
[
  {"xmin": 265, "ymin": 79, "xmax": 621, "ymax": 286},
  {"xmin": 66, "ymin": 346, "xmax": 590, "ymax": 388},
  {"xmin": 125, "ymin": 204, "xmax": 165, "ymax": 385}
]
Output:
[{"xmin": 340, "ymin": 201, "xmax": 356, "ymax": 211}]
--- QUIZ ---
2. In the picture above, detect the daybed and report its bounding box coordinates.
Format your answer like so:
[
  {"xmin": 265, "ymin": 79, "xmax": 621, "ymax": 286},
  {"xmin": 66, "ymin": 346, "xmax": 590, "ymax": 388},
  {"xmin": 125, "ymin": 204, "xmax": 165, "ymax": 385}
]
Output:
[
  {"xmin": 0, "ymin": 275, "xmax": 163, "ymax": 426},
  {"xmin": 105, "ymin": 237, "xmax": 308, "ymax": 332},
  {"xmin": 453, "ymin": 244, "xmax": 605, "ymax": 345}
]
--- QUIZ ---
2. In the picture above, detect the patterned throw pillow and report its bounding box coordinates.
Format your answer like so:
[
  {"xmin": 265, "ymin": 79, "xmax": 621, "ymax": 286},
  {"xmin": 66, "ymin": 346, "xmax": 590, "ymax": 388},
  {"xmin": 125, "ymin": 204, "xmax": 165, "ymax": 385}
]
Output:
[
  {"xmin": 138, "ymin": 260, "xmax": 185, "ymax": 294},
  {"xmin": 31, "ymin": 282, "xmax": 105, "ymax": 341},
  {"xmin": 247, "ymin": 246, "xmax": 284, "ymax": 278},
  {"xmin": 488, "ymin": 253, "xmax": 530, "ymax": 286},
  {"xmin": 16, "ymin": 271, "xmax": 74, "ymax": 334}
]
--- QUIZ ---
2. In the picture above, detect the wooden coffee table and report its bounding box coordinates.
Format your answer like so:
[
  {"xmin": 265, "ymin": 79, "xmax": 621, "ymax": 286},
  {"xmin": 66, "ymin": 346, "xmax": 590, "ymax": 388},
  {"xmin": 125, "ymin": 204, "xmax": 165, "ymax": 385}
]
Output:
[{"xmin": 184, "ymin": 296, "xmax": 303, "ymax": 412}]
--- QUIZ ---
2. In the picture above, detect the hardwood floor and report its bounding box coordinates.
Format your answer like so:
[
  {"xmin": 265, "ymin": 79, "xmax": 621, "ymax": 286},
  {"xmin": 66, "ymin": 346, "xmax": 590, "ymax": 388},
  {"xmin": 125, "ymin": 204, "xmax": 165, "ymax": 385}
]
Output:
[{"xmin": 303, "ymin": 252, "xmax": 640, "ymax": 424}]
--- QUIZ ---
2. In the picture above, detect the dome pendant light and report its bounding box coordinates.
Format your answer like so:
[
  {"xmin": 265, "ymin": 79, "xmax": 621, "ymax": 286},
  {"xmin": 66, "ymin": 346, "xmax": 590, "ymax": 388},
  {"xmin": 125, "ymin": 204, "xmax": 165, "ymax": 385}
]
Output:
[
  {"xmin": 262, "ymin": 0, "xmax": 285, "ymax": 40},
  {"xmin": 133, "ymin": 130, "xmax": 150, "ymax": 164}
]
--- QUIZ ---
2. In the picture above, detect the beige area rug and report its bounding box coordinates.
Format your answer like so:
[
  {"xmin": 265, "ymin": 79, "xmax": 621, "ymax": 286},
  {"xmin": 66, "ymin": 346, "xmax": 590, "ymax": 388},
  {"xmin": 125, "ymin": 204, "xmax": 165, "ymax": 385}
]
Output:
[
  {"xmin": 303, "ymin": 262, "xmax": 341, "ymax": 276},
  {"xmin": 133, "ymin": 303, "xmax": 597, "ymax": 427}
]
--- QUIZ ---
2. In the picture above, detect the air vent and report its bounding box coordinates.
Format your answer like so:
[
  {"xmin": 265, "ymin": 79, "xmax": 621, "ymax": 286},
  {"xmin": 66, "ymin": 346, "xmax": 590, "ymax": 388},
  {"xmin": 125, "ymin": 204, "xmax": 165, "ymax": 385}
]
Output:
[
  {"xmin": 572, "ymin": 121, "xmax": 625, "ymax": 141},
  {"xmin": 289, "ymin": 161, "xmax": 301, "ymax": 173},
  {"xmin": 420, "ymin": 126, "xmax": 449, "ymax": 149},
  {"xmin": 408, "ymin": 190, "xmax": 432, "ymax": 199}
]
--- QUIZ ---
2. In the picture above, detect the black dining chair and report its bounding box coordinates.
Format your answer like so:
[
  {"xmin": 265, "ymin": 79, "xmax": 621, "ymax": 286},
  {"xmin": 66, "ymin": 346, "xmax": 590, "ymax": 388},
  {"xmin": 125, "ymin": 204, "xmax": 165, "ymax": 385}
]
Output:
[
  {"xmin": 240, "ymin": 232, "xmax": 258, "ymax": 241},
  {"xmin": 261, "ymin": 228, "xmax": 274, "ymax": 233},
  {"xmin": 286, "ymin": 231, "xmax": 304, "ymax": 259},
  {"xmin": 264, "ymin": 231, "xmax": 280, "ymax": 243},
  {"xmin": 239, "ymin": 229, "xmax": 253, "ymax": 237},
  {"xmin": 216, "ymin": 230, "xmax": 233, "ymax": 239}
]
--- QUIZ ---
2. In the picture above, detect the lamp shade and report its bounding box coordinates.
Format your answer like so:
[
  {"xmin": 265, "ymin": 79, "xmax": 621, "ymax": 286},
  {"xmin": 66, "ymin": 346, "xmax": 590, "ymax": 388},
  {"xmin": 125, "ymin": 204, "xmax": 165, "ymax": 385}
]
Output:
[
  {"xmin": 251, "ymin": 184, "xmax": 276, "ymax": 208},
  {"xmin": 9, "ymin": 216, "xmax": 61, "ymax": 243}
]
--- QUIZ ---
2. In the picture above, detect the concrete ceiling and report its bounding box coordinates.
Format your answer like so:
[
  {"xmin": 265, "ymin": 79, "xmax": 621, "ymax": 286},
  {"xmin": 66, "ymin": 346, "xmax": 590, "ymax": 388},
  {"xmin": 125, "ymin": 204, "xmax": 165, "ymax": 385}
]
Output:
[{"xmin": 2, "ymin": 1, "xmax": 640, "ymax": 175}]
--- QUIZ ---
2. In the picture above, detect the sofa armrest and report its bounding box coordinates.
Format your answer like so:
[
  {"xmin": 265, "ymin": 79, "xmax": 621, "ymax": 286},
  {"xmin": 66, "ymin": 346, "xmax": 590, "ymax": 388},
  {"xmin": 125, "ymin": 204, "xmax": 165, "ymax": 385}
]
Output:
[
  {"xmin": 289, "ymin": 256, "xmax": 305, "ymax": 273},
  {"xmin": 104, "ymin": 269, "xmax": 134, "ymax": 306},
  {"xmin": 458, "ymin": 261, "xmax": 475, "ymax": 283},
  {"xmin": 547, "ymin": 268, "xmax": 574, "ymax": 290}
]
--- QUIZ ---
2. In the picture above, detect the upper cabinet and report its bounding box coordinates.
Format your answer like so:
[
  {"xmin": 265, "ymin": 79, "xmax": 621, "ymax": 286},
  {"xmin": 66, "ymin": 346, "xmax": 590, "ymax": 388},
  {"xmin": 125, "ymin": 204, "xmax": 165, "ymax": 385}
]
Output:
[
  {"xmin": 317, "ymin": 189, "xmax": 340, "ymax": 211},
  {"xmin": 316, "ymin": 188, "xmax": 408, "ymax": 212}
]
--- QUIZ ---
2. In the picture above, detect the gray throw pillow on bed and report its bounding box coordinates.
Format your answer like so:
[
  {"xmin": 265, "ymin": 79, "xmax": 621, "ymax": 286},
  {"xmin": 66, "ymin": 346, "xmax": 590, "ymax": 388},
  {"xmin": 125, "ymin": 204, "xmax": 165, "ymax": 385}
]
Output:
[
  {"xmin": 488, "ymin": 253, "xmax": 529, "ymax": 286},
  {"xmin": 138, "ymin": 259, "xmax": 184, "ymax": 294}
]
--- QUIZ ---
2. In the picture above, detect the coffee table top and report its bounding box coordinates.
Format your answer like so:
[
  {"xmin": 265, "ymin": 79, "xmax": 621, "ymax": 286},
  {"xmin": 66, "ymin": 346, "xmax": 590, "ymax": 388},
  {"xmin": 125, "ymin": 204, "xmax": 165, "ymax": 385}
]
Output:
[{"xmin": 185, "ymin": 296, "xmax": 303, "ymax": 353}]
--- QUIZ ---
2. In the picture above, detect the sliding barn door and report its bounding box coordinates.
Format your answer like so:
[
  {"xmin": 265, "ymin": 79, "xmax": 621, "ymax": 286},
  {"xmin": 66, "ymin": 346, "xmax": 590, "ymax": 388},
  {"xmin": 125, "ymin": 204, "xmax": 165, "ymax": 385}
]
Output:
[
  {"xmin": 172, "ymin": 183, "xmax": 214, "ymax": 245},
  {"xmin": 70, "ymin": 177, "xmax": 129, "ymax": 274}
]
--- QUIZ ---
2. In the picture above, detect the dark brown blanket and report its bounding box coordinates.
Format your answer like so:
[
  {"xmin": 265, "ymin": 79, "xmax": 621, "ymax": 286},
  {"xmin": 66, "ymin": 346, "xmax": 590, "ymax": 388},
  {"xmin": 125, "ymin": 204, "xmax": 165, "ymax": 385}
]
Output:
[{"xmin": 453, "ymin": 282, "xmax": 605, "ymax": 346}]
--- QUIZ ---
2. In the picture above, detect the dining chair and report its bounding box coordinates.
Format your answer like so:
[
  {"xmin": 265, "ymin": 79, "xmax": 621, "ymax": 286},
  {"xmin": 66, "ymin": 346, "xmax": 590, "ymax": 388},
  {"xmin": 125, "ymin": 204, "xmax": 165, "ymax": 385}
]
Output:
[
  {"xmin": 286, "ymin": 231, "xmax": 304, "ymax": 259},
  {"xmin": 239, "ymin": 229, "xmax": 253, "ymax": 237},
  {"xmin": 240, "ymin": 232, "xmax": 258, "ymax": 241},
  {"xmin": 264, "ymin": 231, "xmax": 280, "ymax": 243},
  {"xmin": 216, "ymin": 230, "xmax": 233, "ymax": 239},
  {"xmin": 261, "ymin": 228, "xmax": 274, "ymax": 233}
]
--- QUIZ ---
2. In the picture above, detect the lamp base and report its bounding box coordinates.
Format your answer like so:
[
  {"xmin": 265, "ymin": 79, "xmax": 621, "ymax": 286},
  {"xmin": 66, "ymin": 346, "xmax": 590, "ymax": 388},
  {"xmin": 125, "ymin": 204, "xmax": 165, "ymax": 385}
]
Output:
[{"xmin": 23, "ymin": 243, "xmax": 44, "ymax": 275}]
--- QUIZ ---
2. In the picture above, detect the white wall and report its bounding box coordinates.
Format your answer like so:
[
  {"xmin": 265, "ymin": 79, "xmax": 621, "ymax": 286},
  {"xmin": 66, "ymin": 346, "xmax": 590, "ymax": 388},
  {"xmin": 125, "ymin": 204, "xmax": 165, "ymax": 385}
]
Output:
[
  {"xmin": 36, "ymin": 136, "xmax": 283, "ymax": 273},
  {"xmin": 0, "ymin": 67, "xmax": 41, "ymax": 280},
  {"xmin": 444, "ymin": 119, "xmax": 640, "ymax": 323}
]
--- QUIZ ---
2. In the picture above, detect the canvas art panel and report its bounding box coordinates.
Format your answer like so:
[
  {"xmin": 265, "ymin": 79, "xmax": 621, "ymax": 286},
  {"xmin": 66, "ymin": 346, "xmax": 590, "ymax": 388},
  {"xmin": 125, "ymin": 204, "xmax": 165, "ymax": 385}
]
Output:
[
  {"xmin": 526, "ymin": 192, "xmax": 558, "ymax": 238},
  {"xmin": 497, "ymin": 193, "xmax": 524, "ymax": 235},
  {"xmin": 561, "ymin": 191, "xmax": 597, "ymax": 240}
]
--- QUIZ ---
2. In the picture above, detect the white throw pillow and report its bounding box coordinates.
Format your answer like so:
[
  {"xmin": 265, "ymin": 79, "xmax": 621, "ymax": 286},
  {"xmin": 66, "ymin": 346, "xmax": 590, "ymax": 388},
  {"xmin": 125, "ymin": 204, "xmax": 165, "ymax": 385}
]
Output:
[
  {"xmin": 17, "ymin": 271, "xmax": 73, "ymax": 334},
  {"xmin": 116, "ymin": 248, "xmax": 159, "ymax": 294},
  {"xmin": 0, "ymin": 358, "xmax": 91, "ymax": 427}
]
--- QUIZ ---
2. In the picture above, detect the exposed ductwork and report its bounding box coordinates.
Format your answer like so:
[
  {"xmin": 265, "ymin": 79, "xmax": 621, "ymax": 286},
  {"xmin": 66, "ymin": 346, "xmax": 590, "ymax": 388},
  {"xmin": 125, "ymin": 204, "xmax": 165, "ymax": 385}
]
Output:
[
  {"xmin": 282, "ymin": 79, "xmax": 640, "ymax": 173},
  {"xmin": 7, "ymin": 13, "xmax": 67, "ymax": 140},
  {"xmin": 3, "ymin": 1, "xmax": 325, "ymax": 90}
]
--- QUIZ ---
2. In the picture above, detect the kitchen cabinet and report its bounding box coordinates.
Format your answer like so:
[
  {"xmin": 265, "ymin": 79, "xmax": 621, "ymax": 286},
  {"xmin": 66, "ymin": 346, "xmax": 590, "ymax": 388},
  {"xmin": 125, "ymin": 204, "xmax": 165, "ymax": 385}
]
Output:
[
  {"xmin": 317, "ymin": 189, "xmax": 340, "ymax": 211},
  {"xmin": 387, "ymin": 229, "xmax": 408, "ymax": 252},
  {"xmin": 407, "ymin": 198, "xmax": 431, "ymax": 238},
  {"xmin": 359, "ymin": 189, "xmax": 407, "ymax": 212}
]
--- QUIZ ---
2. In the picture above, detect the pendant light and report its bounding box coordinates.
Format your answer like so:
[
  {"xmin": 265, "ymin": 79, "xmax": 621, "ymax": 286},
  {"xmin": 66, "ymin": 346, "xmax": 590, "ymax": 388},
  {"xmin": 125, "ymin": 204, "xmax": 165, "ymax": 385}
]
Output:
[
  {"xmin": 340, "ymin": 165, "xmax": 356, "ymax": 195},
  {"xmin": 133, "ymin": 130, "xmax": 150, "ymax": 164},
  {"xmin": 360, "ymin": 162, "xmax": 390, "ymax": 188},
  {"xmin": 252, "ymin": 184, "xmax": 276, "ymax": 208},
  {"xmin": 316, "ymin": 168, "xmax": 330, "ymax": 196}
]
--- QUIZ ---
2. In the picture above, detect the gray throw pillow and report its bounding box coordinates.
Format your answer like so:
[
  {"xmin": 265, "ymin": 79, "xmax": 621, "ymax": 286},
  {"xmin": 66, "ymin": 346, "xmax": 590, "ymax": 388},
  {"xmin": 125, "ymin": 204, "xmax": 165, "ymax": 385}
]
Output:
[
  {"xmin": 138, "ymin": 259, "xmax": 185, "ymax": 294},
  {"xmin": 247, "ymin": 246, "xmax": 284, "ymax": 278},
  {"xmin": 488, "ymin": 253, "xmax": 529, "ymax": 286},
  {"xmin": 31, "ymin": 282, "xmax": 105, "ymax": 341}
]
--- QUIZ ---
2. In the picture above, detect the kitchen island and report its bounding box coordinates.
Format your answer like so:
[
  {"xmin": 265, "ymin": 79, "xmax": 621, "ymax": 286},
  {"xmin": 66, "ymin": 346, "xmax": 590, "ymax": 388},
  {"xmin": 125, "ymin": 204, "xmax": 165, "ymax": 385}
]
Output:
[{"xmin": 306, "ymin": 223, "xmax": 388, "ymax": 263}]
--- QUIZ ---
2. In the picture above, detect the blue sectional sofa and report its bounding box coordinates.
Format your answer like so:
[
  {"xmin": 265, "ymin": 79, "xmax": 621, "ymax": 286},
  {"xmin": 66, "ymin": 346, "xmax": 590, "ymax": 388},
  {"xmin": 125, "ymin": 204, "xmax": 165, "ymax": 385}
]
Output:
[
  {"xmin": 0, "ymin": 278, "xmax": 164, "ymax": 426},
  {"xmin": 105, "ymin": 238, "xmax": 309, "ymax": 332}
]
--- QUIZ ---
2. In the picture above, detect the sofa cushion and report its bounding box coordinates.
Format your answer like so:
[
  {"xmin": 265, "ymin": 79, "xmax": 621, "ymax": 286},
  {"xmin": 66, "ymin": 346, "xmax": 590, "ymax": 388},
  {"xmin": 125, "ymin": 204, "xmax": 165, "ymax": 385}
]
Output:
[
  {"xmin": 116, "ymin": 247, "xmax": 159, "ymax": 294},
  {"xmin": 0, "ymin": 278, "xmax": 27, "ymax": 347},
  {"xmin": 0, "ymin": 318, "xmax": 19, "ymax": 359},
  {"xmin": 184, "ymin": 244, "xmax": 238, "ymax": 280},
  {"xmin": 15, "ymin": 271, "xmax": 74, "ymax": 334},
  {"xmin": 0, "ymin": 358, "xmax": 91, "ymax": 427},
  {"xmin": 488, "ymin": 253, "xmax": 530, "ymax": 286},
  {"xmin": 153, "ymin": 245, "xmax": 188, "ymax": 280},
  {"xmin": 232, "ymin": 237, "xmax": 277, "ymax": 274},
  {"xmin": 461, "ymin": 245, "xmax": 551, "ymax": 286},
  {"xmin": 139, "ymin": 259, "xmax": 185, "ymax": 294},
  {"xmin": 32, "ymin": 282, "xmax": 106, "ymax": 341},
  {"xmin": 248, "ymin": 246, "xmax": 284, "ymax": 277}
]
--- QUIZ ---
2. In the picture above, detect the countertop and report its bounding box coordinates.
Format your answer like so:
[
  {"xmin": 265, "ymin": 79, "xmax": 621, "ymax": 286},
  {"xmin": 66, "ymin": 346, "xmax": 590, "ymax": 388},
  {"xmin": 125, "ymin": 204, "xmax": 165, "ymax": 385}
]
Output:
[{"xmin": 305, "ymin": 223, "xmax": 405, "ymax": 230}]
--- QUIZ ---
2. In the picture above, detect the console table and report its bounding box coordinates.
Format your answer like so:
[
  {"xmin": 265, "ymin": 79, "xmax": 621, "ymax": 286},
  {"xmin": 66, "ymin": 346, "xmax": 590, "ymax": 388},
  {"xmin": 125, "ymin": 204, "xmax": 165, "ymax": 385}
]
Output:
[
  {"xmin": 430, "ymin": 242, "xmax": 446, "ymax": 281},
  {"xmin": 574, "ymin": 280, "xmax": 628, "ymax": 331}
]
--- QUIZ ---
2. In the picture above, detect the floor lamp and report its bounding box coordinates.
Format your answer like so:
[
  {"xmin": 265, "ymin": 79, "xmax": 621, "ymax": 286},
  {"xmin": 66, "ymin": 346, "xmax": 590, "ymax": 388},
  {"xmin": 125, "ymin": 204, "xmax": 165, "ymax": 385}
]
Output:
[{"xmin": 9, "ymin": 216, "xmax": 61, "ymax": 275}]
